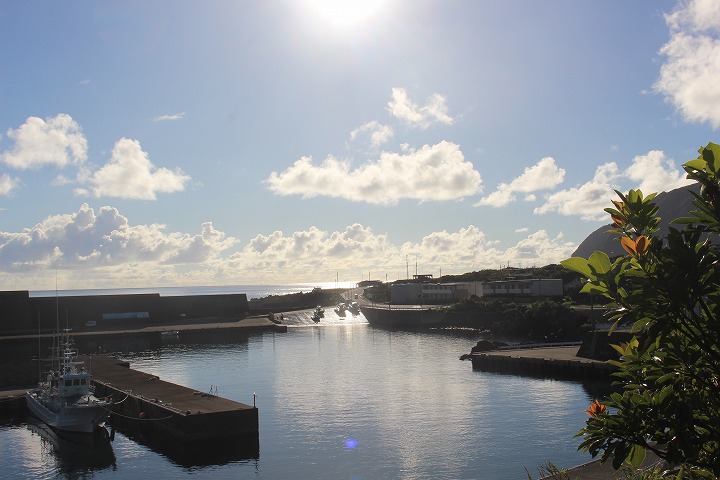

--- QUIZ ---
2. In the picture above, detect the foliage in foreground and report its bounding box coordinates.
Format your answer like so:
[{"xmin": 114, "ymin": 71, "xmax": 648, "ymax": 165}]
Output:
[{"xmin": 562, "ymin": 142, "xmax": 720, "ymax": 478}]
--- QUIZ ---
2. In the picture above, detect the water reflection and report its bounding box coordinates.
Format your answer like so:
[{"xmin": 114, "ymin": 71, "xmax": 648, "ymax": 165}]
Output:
[
  {"xmin": 26, "ymin": 416, "xmax": 116, "ymax": 475},
  {"xmin": 117, "ymin": 426, "xmax": 259, "ymax": 468}
]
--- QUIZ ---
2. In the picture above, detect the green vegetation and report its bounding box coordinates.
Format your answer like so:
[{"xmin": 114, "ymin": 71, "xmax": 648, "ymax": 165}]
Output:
[
  {"xmin": 441, "ymin": 263, "xmax": 580, "ymax": 285},
  {"xmin": 562, "ymin": 142, "xmax": 720, "ymax": 478},
  {"xmin": 447, "ymin": 298, "xmax": 588, "ymax": 342}
]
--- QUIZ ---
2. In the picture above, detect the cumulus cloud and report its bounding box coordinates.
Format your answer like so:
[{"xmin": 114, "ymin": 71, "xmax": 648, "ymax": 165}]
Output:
[
  {"xmin": 75, "ymin": 138, "xmax": 190, "ymax": 200},
  {"xmin": 534, "ymin": 148, "xmax": 694, "ymax": 221},
  {"xmin": 387, "ymin": 87, "xmax": 454, "ymax": 129},
  {"xmin": 654, "ymin": 0, "xmax": 720, "ymax": 128},
  {"xmin": 0, "ymin": 203, "xmax": 579, "ymax": 289},
  {"xmin": 225, "ymin": 224, "xmax": 575, "ymax": 284},
  {"xmin": 153, "ymin": 112, "xmax": 186, "ymax": 122},
  {"xmin": 476, "ymin": 157, "xmax": 565, "ymax": 207},
  {"xmin": 266, "ymin": 141, "xmax": 481, "ymax": 205},
  {"xmin": 349, "ymin": 120, "xmax": 394, "ymax": 147},
  {"xmin": 534, "ymin": 163, "xmax": 621, "ymax": 221},
  {"xmin": 0, "ymin": 173, "xmax": 21, "ymax": 196},
  {"xmin": 0, "ymin": 203, "xmax": 236, "ymax": 273},
  {"xmin": 1, "ymin": 114, "xmax": 88, "ymax": 170},
  {"xmin": 624, "ymin": 150, "xmax": 693, "ymax": 193}
]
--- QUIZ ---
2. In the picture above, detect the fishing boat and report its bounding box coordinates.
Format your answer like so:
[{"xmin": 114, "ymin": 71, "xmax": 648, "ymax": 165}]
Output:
[
  {"xmin": 26, "ymin": 330, "xmax": 113, "ymax": 434},
  {"xmin": 348, "ymin": 302, "xmax": 360, "ymax": 315},
  {"xmin": 359, "ymin": 304, "xmax": 447, "ymax": 327}
]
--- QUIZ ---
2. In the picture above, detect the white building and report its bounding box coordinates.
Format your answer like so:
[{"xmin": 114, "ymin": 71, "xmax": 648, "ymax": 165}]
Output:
[
  {"xmin": 390, "ymin": 282, "xmax": 455, "ymax": 304},
  {"xmin": 481, "ymin": 279, "xmax": 563, "ymax": 298}
]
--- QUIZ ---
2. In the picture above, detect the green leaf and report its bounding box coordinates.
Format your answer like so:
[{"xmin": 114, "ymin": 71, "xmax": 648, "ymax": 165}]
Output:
[
  {"xmin": 560, "ymin": 257, "xmax": 594, "ymax": 279},
  {"xmin": 683, "ymin": 158, "xmax": 707, "ymax": 171},
  {"xmin": 588, "ymin": 251, "xmax": 612, "ymax": 275},
  {"xmin": 625, "ymin": 444, "xmax": 646, "ymax": 469}
]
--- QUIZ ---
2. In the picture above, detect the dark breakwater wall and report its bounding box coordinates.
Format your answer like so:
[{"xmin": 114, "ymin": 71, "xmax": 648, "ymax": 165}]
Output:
[
  {"xmin": 0, "ymin": 291, "xmax": 249, "ymax": 336},
  {"xmin": 470, "ymin": 352, "xmax": 616, "ymax": 381}
]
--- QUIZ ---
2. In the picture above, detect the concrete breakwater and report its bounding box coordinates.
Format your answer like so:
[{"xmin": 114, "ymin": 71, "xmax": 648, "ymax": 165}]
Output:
[
  {"xmin": 468, "ymin": 345, "xmax": 617, "ymax": 381},
  {"xmin": 0, "ymin": 290, "xmax": 251, "ymax": 337},
  {"xmin": 87, "ymin": 356, "xmax": 259, "ymax": 445}
]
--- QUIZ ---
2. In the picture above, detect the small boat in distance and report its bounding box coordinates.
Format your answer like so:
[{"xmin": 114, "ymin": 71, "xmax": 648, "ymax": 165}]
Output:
[
  {"xmin": 26, "ymin": 330, "xmax": 113, "ymax": 434},
  {"xmin": 348, "ymin": 302, "xmax": 360, "ymax": 315}
]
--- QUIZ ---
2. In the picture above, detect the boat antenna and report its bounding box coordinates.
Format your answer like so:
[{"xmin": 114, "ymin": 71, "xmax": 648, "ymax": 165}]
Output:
[
  {"xmin": 55, "ymin": 269, "xmax": 59, "ymax": 336},
  {"xmin": 37, "ymin": 311, "xmax": 41, "ymax": 382}
]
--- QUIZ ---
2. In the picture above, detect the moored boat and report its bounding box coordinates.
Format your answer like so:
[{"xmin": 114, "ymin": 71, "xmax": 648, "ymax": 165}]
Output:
[
  {"xmin": 359, "ymin": 304, "xmax": 447, "ymax": 327},
  {"xmin": 26, "ymin": 330, "xmax": 113, "ymax": 434}
]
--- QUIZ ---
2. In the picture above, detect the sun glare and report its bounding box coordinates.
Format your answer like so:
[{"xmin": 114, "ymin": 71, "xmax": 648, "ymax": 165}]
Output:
[{"xmin": 303, "ymin": 0, "xmax": 387, "ymax": 28}]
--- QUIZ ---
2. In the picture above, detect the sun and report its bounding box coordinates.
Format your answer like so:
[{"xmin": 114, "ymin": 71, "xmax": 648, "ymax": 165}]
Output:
[{"xmin": 302, "ymin": 0, "xmax": 388, "ymax": 28}]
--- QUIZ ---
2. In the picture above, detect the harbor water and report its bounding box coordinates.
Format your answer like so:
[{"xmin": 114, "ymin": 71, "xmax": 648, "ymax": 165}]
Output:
[{"xmin": 1, "ymin": 285, "xmax": 602, "ymax": 479}]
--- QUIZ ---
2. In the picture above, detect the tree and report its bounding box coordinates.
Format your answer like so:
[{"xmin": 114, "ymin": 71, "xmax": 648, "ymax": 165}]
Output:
[{"xmin": 561, "ymin": 142, "xmax": 720, "ymax": 478}]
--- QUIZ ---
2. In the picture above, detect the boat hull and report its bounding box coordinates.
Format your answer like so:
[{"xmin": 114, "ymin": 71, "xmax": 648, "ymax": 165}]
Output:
[
  {"xmin": 359, "ymin": 305, "xmax": 446, "ymax": 327},
  {"xmin": 26, "ymin": 391, "xmax": 111, "ymax": 434}
]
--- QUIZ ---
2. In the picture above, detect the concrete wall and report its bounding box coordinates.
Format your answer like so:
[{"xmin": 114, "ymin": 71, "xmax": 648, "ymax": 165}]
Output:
[{"xmin": 0, "ymin": 292, "xmax": 249, "ymax": 335}]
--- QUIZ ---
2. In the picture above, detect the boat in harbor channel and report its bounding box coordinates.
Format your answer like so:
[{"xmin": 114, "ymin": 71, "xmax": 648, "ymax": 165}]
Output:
[
  {"xmin": 26, "ymin": 330, "xmax": 113, "ymax": 434},
  {"xmin": 358, "ymin": 304, "xmax": 447, "ymax": 327}
]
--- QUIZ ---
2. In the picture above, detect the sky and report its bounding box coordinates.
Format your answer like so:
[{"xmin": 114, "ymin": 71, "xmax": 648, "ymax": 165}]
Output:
[{"xmin": 1, "ymin": 0, "xmax": 719, "ymax": 291}]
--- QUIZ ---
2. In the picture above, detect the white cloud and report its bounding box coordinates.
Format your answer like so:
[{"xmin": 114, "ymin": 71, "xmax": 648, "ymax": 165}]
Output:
[
  {"xmin": 534, "ymin": 162, "xmax": 621, "ymax": 221},
  {"xmin": 476, "ymin": 157, "xmax": 565, "ymax": 207},
  {"xmin": 1, "ymin": 114, "xmax": 88, "ymax": 170},
  {"xmin": 267, "ymin": 141, "xmax": 482, "ymax": 205},
  {"xmin": 624, "ymin": 150, "xmax": 693, "ymax": 194},
  {"xmin": 153, "ymin": 112, "xmax": 186, "ymax": 122},
  {"xmin": 0, "ymin": 204, "xmax": 578, "ymax": 289},
  {"xmin": 654, "ymin": 0, "xmax": 720, "ymax": 128},
  {"xmin": 0, "ymin": 173, "xmax": 21, "ymax": 196},
  {"xmin": 515, "ymin": 227, "xmax": 529, "ymax": 233},
  {"xmin": 350, "ymin": 120, "xmax": 394, "ymax": 147},
  {"xmin": 226, "ymin": 224, "xmax": 574, "ymax": 284},
  {"xmin": 0, "ymin": 203, "xmax": 236, "ymax": 273},
  {"xmin": 387, "ymin": 87, "xmax": 454, "ymax": 129},
  {"xmin": 75, "ymin": 138, "xmax": 190, "ymax": 200}
]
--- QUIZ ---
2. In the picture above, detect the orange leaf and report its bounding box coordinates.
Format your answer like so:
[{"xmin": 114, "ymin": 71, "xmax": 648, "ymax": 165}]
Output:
[
  {"xmin": 585, "ymin": 399, "xmax": 607, "ymax": 417},
  {"xmin": 635, "ymin": 235, "xmax": 649, "ymax": 254},
  {"xmin": 621, "ymin": 236, "xmax": 637, "ymax": 256}
]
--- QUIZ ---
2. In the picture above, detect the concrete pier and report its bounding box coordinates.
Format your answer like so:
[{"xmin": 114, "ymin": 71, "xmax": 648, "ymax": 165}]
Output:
[
  {"xmin": 86, "ymin": 356, "xmax": 258, "ymax": 444},
  {"xmin": 469, "ymin": 345, "xmax": 617, "ymax": 380},
  {"xmin": 0, "ymin": 389, "xmax": 26, "ymax": 417}
]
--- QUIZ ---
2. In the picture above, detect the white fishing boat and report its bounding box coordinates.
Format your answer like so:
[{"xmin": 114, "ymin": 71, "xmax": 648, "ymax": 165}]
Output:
[
  {"xmin": 359, "ymin": 304, "xmax": 447, "ymax": 327},
  {"xmin": 26, "ymin": 330, "xmax": 112, "ymax": 434}
]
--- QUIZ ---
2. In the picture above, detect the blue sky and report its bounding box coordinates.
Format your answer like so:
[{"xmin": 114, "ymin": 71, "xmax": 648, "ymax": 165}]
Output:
[{"xmin": 1, "ymin": 0, "xmax": 719, "ymax": 290}]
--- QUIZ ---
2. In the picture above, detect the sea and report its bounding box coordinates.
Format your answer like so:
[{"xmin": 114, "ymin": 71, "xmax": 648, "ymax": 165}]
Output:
[{"xmin": 1, "ymin": 284, "xmax": 604, "ymax": 479}]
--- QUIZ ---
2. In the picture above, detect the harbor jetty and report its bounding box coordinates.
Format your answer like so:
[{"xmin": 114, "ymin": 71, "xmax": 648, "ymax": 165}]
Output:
[
  {"xmin": 87, "ymin": 356, "xmax": 258, "ymax": 445},
  {"xmin": 468, "ymin": 343, "xmax": 617, "ymax": 380}
]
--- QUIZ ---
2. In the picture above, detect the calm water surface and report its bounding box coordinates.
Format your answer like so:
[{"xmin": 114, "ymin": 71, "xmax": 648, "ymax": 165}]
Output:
[{"xmin": 1, "ymin": 324, "xmax": 600, "ymax": 479}]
